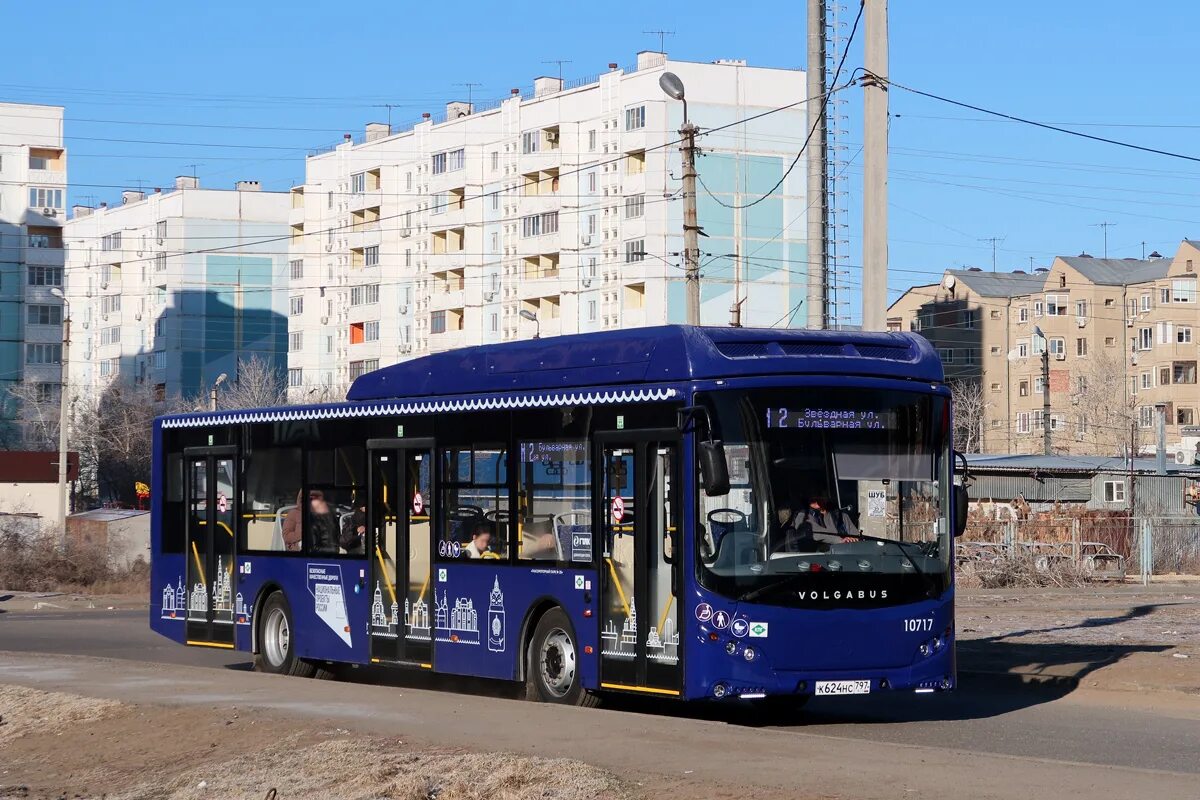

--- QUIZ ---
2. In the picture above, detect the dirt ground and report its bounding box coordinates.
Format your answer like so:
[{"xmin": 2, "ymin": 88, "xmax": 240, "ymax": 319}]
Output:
[{"xmin": 0, "ymin": 685, "xmax": 634, "ymax": 800}]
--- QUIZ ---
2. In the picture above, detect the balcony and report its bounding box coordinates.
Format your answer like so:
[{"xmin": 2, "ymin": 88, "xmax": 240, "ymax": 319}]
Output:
[
  {"xmin": 288, "ymin": 204, "xmax": 305, "ymax": 227},
  {"xmin": 23, "ymin": 244, "xmax": 64, "ymax": 267},
  {"xmin": 348, "ymin": 187, "xmax": 382, "ymax": 212},
  {"xmin": 28, "ymin": 168, "xmax": 66, "ymax": 187}
]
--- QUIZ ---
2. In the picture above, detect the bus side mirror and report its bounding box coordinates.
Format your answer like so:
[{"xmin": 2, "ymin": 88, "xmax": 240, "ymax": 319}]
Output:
[
  {"xmin": 953, "ymin": 484, "xmax": 969, "ymax": 538},
  {"xmin": 698, "ymin": 440, "xmax": 730, "ymax": 497}
]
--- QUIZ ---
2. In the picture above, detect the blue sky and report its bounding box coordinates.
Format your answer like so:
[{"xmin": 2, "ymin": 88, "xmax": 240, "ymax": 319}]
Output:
[{"xmin": 5, "ymin": 0, "xmax": 1200, "ymax": 316}]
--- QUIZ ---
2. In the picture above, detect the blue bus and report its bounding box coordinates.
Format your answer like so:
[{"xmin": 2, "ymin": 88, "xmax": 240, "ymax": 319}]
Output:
[{"xmin": 150, "ymin": 325, "xmax": 967, "ymax": 706}]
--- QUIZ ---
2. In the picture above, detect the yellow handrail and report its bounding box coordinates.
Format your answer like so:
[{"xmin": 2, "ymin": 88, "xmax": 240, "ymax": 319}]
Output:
[{"xmin": 374, "ymin": 545, "xmax": 398, "ymax": 605}]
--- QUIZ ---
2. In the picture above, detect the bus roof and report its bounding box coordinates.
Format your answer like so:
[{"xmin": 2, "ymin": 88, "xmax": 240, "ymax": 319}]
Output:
[{"xmin": 347, "ymin": 325, "xmax": 941, "ymax": 402}]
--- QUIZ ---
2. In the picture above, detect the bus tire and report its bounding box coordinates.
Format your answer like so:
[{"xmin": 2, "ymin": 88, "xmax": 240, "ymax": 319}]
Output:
[
  {"xmin": 525, "ymin": 607, "xmax": 596, "ymax": 707},
  {"xmin": 254, "ymin": 591, "xmax": 331, "ymax": 679}
]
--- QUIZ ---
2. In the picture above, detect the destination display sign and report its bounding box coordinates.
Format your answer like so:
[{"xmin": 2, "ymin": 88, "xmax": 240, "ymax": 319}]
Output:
[{"xmin": 764, "ymin": 408, "xmax": 898, "ymax": 430}]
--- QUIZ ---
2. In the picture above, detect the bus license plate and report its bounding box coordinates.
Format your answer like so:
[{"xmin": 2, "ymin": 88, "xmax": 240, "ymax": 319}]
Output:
[{"xmin": 814, "ymin": 680, "xmax": 871, "ymax": 696}]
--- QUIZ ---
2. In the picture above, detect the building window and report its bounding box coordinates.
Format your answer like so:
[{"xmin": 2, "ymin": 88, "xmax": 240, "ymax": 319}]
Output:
[
  {"xmin": 1141, "ymin": 294, "xmax": 1152, "ymax": 312},
  {"xmin": 99, "ymin": 327, "xmax": 121, "ymax": 346},
  {"xmin": 1076, "ymin": 337, "xmax": 1088, "ymax": 357},
  {"xmin": 1139, "ymin": 327, "xmax": 1153, "ymax": 350},
  {"xmin": 1017, "ymin": 341, "xmax": 1029, "ymax": 358},
  {"xmin": 1019, "ymin": 380, "xmax": 1029, "ymax": 397},
  {"xmin": 1139, "ymin": 406, "xmax": 1155, "ymax": 428},
  {"xmin": 962, "ymin": 308, "xmax": 980, "ymax": 329},
  {"xmin": 588, "ymin": 130, "xmax": 597, "ymax": 151},
  {"xmin": 155, "ymin": 318, "xmax": 166, "ymax": 337},
  {"xmin": 290, "ymin": 296, "xmax": 304, "ymax": 316},
  {"xmin": 1105, "ymin": 336, "xmax": 1116, "ymax": 347},
  {"xmin": 521, "ymin": 214, "xmax": 541, "ymax": 238},
  {"xmin": 1032, "ymin": 336, "xmax": 1046, "ymax": 356},
  {"xmin": 290, "ymin": 259, "xmax": 303, "ymax": 280},
  {"xmin": 1075, "ymin": 299, "xmax": 1088, "ymax": 319},
  {"xmin": 625, "ymin": 239, "xmax": 645, "ymax": 263},
  {"xmin": 153, "ymin": 351, "xmax": 167, "ymax": 370},
  {"xmin": 1018, "ymin": 306, "xmax": 1029, "ymax": 323},
  {"xmin": 625, "ymin": 105, "xmax": 646, "ymax": 130},
  {"xmin": 288, "ymin": 368, "xmax": 303, "ymax": 388},
  {"xmin": 1173, "ymin": 278, "xmax": 1197, "ymax": 303},
  {"xmin": 938, "ymin": 348, "xmax": 956, "ymax": 364},
  {"xmin": 588, "ymin": 300, "xmax": 597, "ymax": 321},
  {"xmin": 541, "ymin": 211, "xmax": 559, "ymax": 235},
  {"xmin": 101, "ymin": 295, "xmax": 122, "ymax": 314},
  {"xmin": 153, "ymin": 252, "xmax": 167, "ymax": 272},
  {"xmin": 351, "ymin": 172, "xmax": 366, "ymax": 193},
  {"xmin": 1017, "ymin": 412, "xmax": 1030, "ymax": 434},
  {"xmin": 1103, "ymin": 481, "xmax": 1126, "ymax": 503},
  {"xmin": 364, "ymin": 320, "xmax": 379, "ymax": 342},
  {"xmin": 101, "ymin": 232, "xmax": 122, "ymax": 251},
  {"xmin": 448, "ymin": 148, "xmax": 465, "ymax": 171},
  {"xmin": 1161, "ymin": 287, "xmax": 1172, "ymax": 305},
  {"xmin": 1174, "ymin": 361, "xmax": 1197, "ymax": 384},
  {"xmin": 431, "ymin": 153, "xmax": 447, "ymax": 175},
  {"xmin": 289, "ymin": 332, "xmax": 303, "ymax": 352},
  {"xmin": 28, "ymin": 187, "xmax": 63, "ymax": 209},
  {"xmin": 350, "ymin": 284, "xmax": 380, "ymax": 306},
  {"xmin": 1178, "ymin": 408, "xmax": 1195, "ymax": 426},
  {"xmin": 1034, "ymin": 376, "xmax": 1045, "ymax": 395},
  {"xmin": 588, "ymin": 172, "xmax": 596, "ymax": 192},
  {"xmin": 25, "ymin": 343, "xmax": 62, "ymax": 364},
  {"xmin": 364, "ymin": 246, "xmax": 379, "ymax": 267},
  {"xmin": 624, "ymin": 193, "xmax": 645, "ymax": 219},
  {"xmin": 349, "ymin": 360, "xmax": 368, "ymax": 380},
  {"xmin": 490, "ymin": 151, "xmax": 499, "ymax": 171},
  {"xmin": 1049, "ymin": 337, "xmax": 1065, "ymax": 357},
  {"xmin": 1033, "ymin": 300, "xmax": 1044, "ymax": 317},
  {"xmin": 26, "ymin": 304, "xmax": 62, "ymax": 326},
  {"xmin": 1141, "ymin": 371, "xmax": 1152, "ymax": 390},
  {"xmin": 1045, "ymin": 294, "xmax": 1067, "ymax": 315},
  {"xmin": 521, "ymin": 131, "xmax": 539, "ymax": 154},
  {"xmin": 1179, "ymin": 327, "xmax": 1193, "ymax": 344},
  {"xmin": 990, "ymin": 310, "xmax": 1001, "ymax": 320},
  {"xmin": 430, "ymin": 310, "xmax": 446, "ymax": 334},
  {"xmin": 490, "ymin": 313, "xmax": 498, "ymax": 332}
]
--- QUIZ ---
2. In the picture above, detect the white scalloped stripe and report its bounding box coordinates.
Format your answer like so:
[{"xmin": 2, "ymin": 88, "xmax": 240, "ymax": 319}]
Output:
[{"xmin": 160, "ymin": 387, "xmax": 679, "ymax": 429}]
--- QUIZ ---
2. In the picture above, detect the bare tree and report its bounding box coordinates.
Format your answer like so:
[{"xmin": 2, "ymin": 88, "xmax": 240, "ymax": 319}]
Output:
[
  {"xmin": 950, "ymin": 379, "xmax": 987, "ymax": 453},
  {"xmin": 215, "ymin": 356, "xmax": 289, "ymax": 410},
  {"xmin": 1068, "ymin": 350, "xmax": 1141, "ymax": 456},
  {"xmin": 6, "ymin": 381, "xmax": 61, "ymax": 450}
]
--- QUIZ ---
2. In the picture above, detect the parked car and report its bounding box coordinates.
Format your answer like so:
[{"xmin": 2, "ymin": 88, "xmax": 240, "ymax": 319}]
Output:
[
  {"xmin": 1018, "ymin": 542, "xmax": 1073, "ymax": 573},
  {"xmin": 1080, "ymin": 542, "xmax": 1127, "ymax": 581},
  {"xmin": 955, "ymin": 541, "xmax": 1008, "ymax": 570}
]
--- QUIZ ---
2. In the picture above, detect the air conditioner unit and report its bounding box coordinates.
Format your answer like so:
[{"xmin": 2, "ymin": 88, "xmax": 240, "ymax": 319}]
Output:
[
  {"xmin": 100, "ymin": 281, "xmax": 109, "ymax": 290},
  {"xmin": 81, "ymin": 322, "xmax": 90, "ymax": 330},
  {"xmin": 1127, "ymin": 319, "xmax": 1134, "ymax": 327},
  {"xmin": 135, "ymin": 313, "xmax": 142, "ymax": 321},
  {"xmin": 398, "ymin": 304, "xmax": 409, "ymax": 314},
  {"xmin": 546, "ymin": 131, "xmax": 559, "ymax": 143},
  {"xmin": 1055, "ymin": 353, "xmax": 1066, "ymax": 361},
  {"xmin": 1176, "ymin": 451, "xmax": 1187, "ymax": 465},
  {"xmin": 582, "ymin": 278, "xmax": 593, "ymax": 288},
  {"xmin": 581, "ymin": 236, "xmax": 592, "ymax": 246},
  {"xmin": 102, "ymin": 314, "xmax": 108, "ymax": 322},
  {"xmin": 320, "ymin": 316, "xmax": 329, "ymax": 325},
  {"xmin": 156, "ymin": 238, "xmax": 164, "ymax": 245},
  {"xmin": 400, "ymin": 229, "xmax": 411, "ymax": 238},
  {"xmin": 42, "ymin": 208, "xmax": 56, "ymax": 217},
  {"xmin": 483, "ymin": 292, "xmax": 496, "ymax": 302},
  {"xmin": 325, "ymin": 244, "xmax": 333, "ymax": 252},
  {"xmin": 1076, "ymin": 317, "xmax": 1087, "ymax": 327}
]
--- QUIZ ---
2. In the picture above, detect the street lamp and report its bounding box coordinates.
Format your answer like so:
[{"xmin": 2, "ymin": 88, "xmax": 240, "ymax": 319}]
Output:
[
  {"xmin": 1034, "ymin": 325, "xmax": 1050, "ymax": 455},
  {"xmin": 49, "ymin": 287, "xmax": 70, "ymax": 544},
  {"xmin": 210, "ymin": 372, "xmax": 228, "ymax": 412},
  {"xmin": 659, "ymin": 71, "xmax": 702, "ymax": 326},
  {"xmin": 519, "ymin": 309, "xmax": 540, "ymax": 340}
]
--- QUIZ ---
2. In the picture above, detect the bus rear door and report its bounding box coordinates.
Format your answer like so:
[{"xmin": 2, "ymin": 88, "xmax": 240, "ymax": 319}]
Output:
[
  {"xmin": 366, "ymin": 439, "xmax": 434, "ymax": 667},
  {"xmin": 596, "ymin": 432, "xmax": 682, "ymax": 697},
  {"xmin": 184, "ymin": 447, "xmax": 238, "ymax": 648}
]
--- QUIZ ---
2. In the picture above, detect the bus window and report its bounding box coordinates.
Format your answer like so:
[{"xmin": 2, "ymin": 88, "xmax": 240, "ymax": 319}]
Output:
[
  {"xmin": 440, "ymin": 446, "xmax": 508, "ymax": 560},
  {"xmin": 161, "ymin": 452, "xmax": 185, "ymax": 553},
  {"xmin": 518, "ymin": 441, "xmax": 591, "ymax": 562},
  {"xmin": 242, "ymin": 447, "xmax": 301, "ymax": 552},
  {"xmin": 307, "ymin": 446, "xmax": 366, "ymax": 555}
]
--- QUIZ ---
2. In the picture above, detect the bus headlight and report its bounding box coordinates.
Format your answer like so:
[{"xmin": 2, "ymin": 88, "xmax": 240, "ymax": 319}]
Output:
[
  {"xmin": 726, "ymin": 641, "xmax": 738, "ymax": 655},
  {"xmin": 743, "ymin": 647, "xmax": 756, "ymax": 662}
]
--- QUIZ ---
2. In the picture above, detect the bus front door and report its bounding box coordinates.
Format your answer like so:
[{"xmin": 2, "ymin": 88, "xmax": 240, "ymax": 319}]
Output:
[
  {"xmin": 597, "ymin": 434, "xmax": 682, "ymax": 697},
  {"xmin": 184, "ymin": 449, "xmax": 238, "ymax": 648},
  {"xmin": 367, "ymin": 440, "xmax": 434, "ymax": 667}
]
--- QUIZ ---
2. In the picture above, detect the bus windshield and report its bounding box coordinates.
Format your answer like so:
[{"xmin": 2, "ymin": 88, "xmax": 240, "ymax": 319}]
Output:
[{"xmin": 696, "ymin": 388, "xmax": 952, "ymax": 607}]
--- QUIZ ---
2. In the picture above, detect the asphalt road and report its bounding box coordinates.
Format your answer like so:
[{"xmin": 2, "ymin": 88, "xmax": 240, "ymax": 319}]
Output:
[{"xmin": 2, "ymin": 609, "xmax": 1199, "ymax": 799}]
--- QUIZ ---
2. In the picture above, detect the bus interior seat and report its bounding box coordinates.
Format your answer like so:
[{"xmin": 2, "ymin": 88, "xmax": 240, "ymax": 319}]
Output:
[
  {"xmin": 554, "ymin": 511, "xmax": 591, "ymax": 562},
  {"xmin": 272, "ymin": 505, "xmax": 296, "ymax": 551},
  {"xmin": 710, "ymin": 530, "xmax": 762, "ymax": 573}
]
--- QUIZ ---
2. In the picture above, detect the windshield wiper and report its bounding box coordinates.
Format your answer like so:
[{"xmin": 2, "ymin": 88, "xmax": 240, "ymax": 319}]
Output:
[{"xmin": 848, "ymin": 532, "xmax": 939, "ymax": 599}]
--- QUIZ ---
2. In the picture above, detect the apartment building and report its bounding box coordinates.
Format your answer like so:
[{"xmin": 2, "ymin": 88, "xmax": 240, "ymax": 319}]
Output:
[
  {"xmin": 0, "ymin": 102, "xmax": 67, "ymax": 442},
  {"xmin": 286, "ymin": 51, "xmax": 809, "ymax": 396},
  {"xmin": 64, "ymin": 178, "xmax": 290, "ymax": 401},
  {"xmin": 890, "ymin": 241, "xmax": 1200, "ymax": 459}
]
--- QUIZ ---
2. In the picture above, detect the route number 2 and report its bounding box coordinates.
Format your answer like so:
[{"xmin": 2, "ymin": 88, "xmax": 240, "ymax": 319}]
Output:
[{"xmin": 904, "ymin": 618, "xmax": 933, "ymax": 632}]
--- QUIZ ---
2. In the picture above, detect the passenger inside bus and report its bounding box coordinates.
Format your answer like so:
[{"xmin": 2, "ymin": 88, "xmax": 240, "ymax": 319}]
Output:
[
  {"xmin": 464, "ymin": 522, "xmax": 493, "ymax": 558},
  {"xmin": 340, "ymin": 502, "xmax": 367, "ymax": 555},
  {"xmin": 283, "ymin": 490, "xmax": 340, "ymax": 553}
]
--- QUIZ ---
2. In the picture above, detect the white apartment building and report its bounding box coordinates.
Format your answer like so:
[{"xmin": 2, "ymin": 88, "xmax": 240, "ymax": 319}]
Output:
[
  {"xmin": 64, "ymin": 178, "xmax": 290, "ymax": 401},
  {"xmin": 0, "ymin": 102, "xmax": 67, "ymax": 442},
  {"xmin": 286, "ymin": 51, "xmax": 809, "ymax": 396}
]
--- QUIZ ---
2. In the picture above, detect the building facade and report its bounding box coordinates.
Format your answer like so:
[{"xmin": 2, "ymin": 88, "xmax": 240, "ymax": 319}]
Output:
[
  {"xmin": 0, "ymin": 102, "xmax": 67, "ymax": 443},
  {"xmin": 286, "ymin": 51, "xmax": 810, "ymax": 397},
  {"xmin": 64, "ymin": 179, "xmax": 290, "ymax": 401},
  {"xmin": 890, "ymin": 241, "xmax": 1200, "ymax": 459}
]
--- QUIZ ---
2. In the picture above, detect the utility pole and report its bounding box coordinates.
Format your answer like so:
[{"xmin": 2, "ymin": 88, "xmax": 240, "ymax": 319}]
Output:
[
  {"xmin": 1156, "ymin": 403, "xmax": 1167, "ymax": 474},
  {"xmin": 660, "ymin": 72, "xmax": 701, "ymax": 325},
  {"xmin": 980, "ymin": 236, "xmax": 1003, "ymax": 272},
  {"xmin": 861, "ymin": 0, "xmax": 888, "ymax": 331},
  {"xmin": 1036, "ymin": 325, "xmax": 1051, "ymax": 455},
  {"xmin": 54, "ymin": 297, "xmax": 70, "ymax": 544},
  {"xmin": 806, "ymin": 0, "xmax": 829, "ymax": 329},
  {"xmin": 1091, "ymin": 221, "xmax": 1116, "ymax": 258}
]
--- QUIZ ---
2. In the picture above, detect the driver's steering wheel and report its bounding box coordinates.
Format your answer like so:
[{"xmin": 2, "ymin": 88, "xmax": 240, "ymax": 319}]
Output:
[
  {"xmin": 702, "ymin": 508, "xmax": 747, "ymax": 561},
  {"xmin": 707, "ymin": 508, "xmax": 747, "ymax": 526}
]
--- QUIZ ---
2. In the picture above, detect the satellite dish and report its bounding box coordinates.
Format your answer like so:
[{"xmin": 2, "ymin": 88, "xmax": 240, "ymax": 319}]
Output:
[{"xmin": 941, "ymin": 274, "xmax": 956, "ymax": 291}]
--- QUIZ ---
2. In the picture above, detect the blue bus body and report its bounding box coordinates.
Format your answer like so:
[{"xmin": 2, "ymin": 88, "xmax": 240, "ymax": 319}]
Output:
[{"xmin": 150, "ymin": 326, "xmax": 957, "ymax": 702}]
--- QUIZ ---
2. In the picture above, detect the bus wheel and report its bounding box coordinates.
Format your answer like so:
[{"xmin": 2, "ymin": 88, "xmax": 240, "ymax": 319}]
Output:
[
  {"xmin": 254, "ymin": 592, "xmax": 332, "ymax": 679},
  {"xmin": 526, "ymin": 608, "xmax": 596, "ymax": 707}
]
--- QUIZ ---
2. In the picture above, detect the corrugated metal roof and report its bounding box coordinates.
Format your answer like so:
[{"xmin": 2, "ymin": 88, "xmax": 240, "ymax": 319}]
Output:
[
  {"xmin": 948, "ymin": 269, "xmax": 1046, "ymax": 298},
  {"xmin": 966, "ymin": 453, "xmax": 1200, "ymax": 476},
  {"xmin": 1058, "ymin": 257, "xmax": 1171, "ymax": 286}
]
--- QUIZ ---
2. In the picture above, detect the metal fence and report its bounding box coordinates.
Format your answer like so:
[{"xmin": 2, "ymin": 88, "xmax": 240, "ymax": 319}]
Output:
[{"xmin": 962, "ymin": 515, "xmax": 1200, "ymax": 581}]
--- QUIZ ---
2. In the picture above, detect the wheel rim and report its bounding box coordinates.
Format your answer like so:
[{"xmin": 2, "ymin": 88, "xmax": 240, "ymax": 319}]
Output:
[
  {"xmin": 263, "ymin": 606, "xmax": 290, "ymax": 667},
  {"xmin": 539, "ymin": 628, "xmax": 576, "ymax": 698}
]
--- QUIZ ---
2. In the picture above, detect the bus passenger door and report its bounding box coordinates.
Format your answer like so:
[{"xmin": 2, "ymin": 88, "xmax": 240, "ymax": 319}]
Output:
[
  {"xmin": 367, "ymin": 439, "xmax": 434, "ymax": 667},
  {"xmin": 597, "ymin": 434, "xmax": 682, "ymax": 696},
  {"xmin": 184, "ymin": 448, "xmax": 238, "ymax": 648}
]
